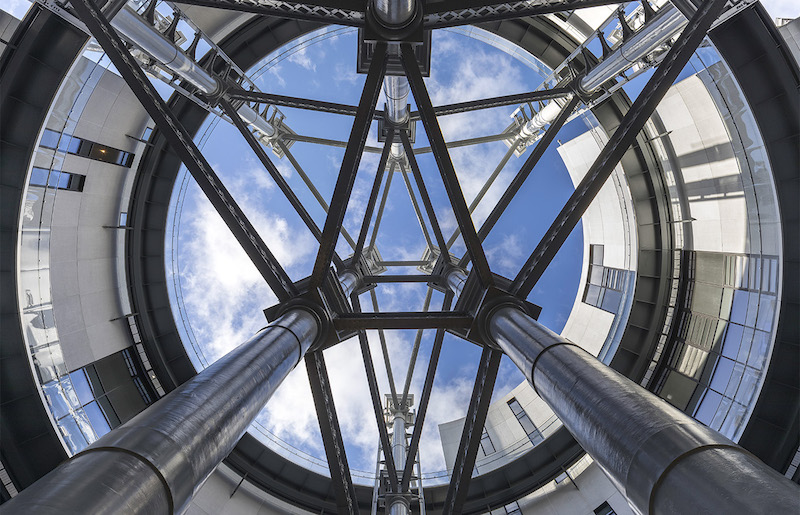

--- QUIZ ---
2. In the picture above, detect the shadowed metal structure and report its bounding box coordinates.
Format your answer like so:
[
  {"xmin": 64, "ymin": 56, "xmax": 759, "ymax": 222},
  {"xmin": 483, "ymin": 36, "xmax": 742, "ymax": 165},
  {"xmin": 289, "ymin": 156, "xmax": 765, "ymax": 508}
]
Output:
[{"xmin": 1, "ymin": 0, "xmax": 798, "ymax": 513}]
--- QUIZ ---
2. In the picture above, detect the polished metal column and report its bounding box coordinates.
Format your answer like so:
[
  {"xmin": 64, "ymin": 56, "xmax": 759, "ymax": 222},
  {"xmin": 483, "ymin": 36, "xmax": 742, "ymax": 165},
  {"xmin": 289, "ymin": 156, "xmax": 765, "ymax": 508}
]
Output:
[
  {"xmin": 388, "ymin": 409, "xmax": 411, "ymax": 515},
  {"xmin": 4, "ymin": 309, "xmax": 319, "ymax": 514},
  {"xmin": 487, "ymin": 304, "xmax": 799, "ymax": 514}
]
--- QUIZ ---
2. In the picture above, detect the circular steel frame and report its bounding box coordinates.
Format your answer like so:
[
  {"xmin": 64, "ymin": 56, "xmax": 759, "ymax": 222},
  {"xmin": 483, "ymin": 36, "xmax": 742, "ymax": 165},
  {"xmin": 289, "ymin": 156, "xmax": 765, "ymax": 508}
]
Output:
[{"xmin": 1, "ymin": 2, "xmax": 796, "ymax": 513}]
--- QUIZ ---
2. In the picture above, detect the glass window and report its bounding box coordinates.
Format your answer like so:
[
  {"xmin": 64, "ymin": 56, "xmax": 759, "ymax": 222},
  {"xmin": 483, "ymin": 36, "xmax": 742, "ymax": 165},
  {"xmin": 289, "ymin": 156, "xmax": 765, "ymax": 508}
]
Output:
[
  {"xmin": 142, "ymin": 126, "xmax": 153, "ymax": 140},
  {"xmin": 30, "ymin": 167, "xmax": 50, "ymax": 187},
  {"xmin": 721, "ymin": 324, "xmax": 743, "ymax": 359},
  {"xmin": 83, "ymin": 401, "xmax": 111, "ymax": 436},
  {"xmin": 601, "ymin": 289, "xmax": 622, "ymax": 313},
  {"xmin": 594, "ymin": 501, "xmax": 616, "ymax": 515},
  {"xmin": 695, "ymin": 389, "xmax": 723, "ymax": 425},
  {"xmin": 40, "ymin": 129, "xmax": 61, "ymax": 149},
  {"xmin": 590, "ymin": 244, "xmax": 604, "ymax": 265},
  {"xmin": 43, "ymin": 381, "xmax": 71, "ymax": 420},
  {"xmin": 479, "ymin": 429, "xmax": 495, "ymax": 456},
  {"xmin": 710, "ymin": 357, "xmax": 735, "ymax": 393},
  {"xmin": 747, "ymin": 331, "xmax": 769, "ymax": 369},
  {"xmin": 585, "ymin": 284, "xmax": 601, "ymax": 306},
  {"xmin": 729, "ymin": 290, "xmax": 749, "ymax": 322},
  {"xmin": 70, "ymin": 369, "xmax": 94, "ymax": 406},
  {"xmin": 119, "ymin": 212, "xmax": 128, "ymax": 226},
  {"xmin": 58, "ymin": 415, "xmax": 89, "ymax": 454}
]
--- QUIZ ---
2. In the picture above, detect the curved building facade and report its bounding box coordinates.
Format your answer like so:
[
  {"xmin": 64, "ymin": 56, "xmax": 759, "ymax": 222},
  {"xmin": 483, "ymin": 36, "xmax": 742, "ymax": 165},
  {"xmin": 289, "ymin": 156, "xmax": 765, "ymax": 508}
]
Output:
[{"xmin": 1, "ymin": 0, "xmax": 798, "ymax": 513}]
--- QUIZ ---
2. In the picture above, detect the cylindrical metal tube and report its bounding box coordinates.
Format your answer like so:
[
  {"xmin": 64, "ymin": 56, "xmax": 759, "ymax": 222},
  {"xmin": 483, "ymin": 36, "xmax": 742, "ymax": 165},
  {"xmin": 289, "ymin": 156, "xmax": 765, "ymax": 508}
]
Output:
[
  {"xmin": 389, "ymin": 412, "xmax": 410, "ymax": 515},
  {"xmin": 384, "ymin": 73, "xmax": 410, "ymax": 159},
  {"xmin": 339, "ymin": 270, "xmax": 359, "ymax": 296},
  {"xmin": 518, "ymin": 94, "xmax": 573, "ymax": 139},
  {"xmin": 374, "ymin": 0, "xmax": 415, "ymax": 26},
  {"xmin": 579, "ymin": 4, "xmax": 687, "ymax": 94},
  {"xmin": 111, "ymin": 7, "xmax": 278, "ymax": 142},
  {"xmin": 445, "ymin": 267, "xmax": 467, "ymax": 297},
  {"xmin": 236, "ymin": 103, "xmax": 277, "ymax": 140},
  {"xmin": 4, "ymin": 309, "xmax": 319, "ymax": 514},
  {"xmin": 112, "ymin": 6, "xmax": 221, "ymax": 95},
  {"xmin": 488, "ymin": 305, "xmax": 799, "ymax": 514}
]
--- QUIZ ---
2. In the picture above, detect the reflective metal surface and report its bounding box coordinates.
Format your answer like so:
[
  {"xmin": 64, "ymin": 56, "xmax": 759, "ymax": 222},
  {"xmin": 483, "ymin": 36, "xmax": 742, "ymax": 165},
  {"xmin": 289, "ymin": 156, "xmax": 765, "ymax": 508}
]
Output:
[
  {"xmin": 374, "ymin": 0, "xmax": 415, "ymax": 26},
  {"xmin": 3, "ymin": 309, "xmax": 318, "ymax": 514},
  {"xmin": 488, "ymin": 305, "xmax": 799, "ymax": 514},
  {"xmin": 579, "ymin": 4, "xmax": 687, "ymax": 94},
  {"xmin": 112, "ymin": 6, "xmax": 221, "ymax": 95}
]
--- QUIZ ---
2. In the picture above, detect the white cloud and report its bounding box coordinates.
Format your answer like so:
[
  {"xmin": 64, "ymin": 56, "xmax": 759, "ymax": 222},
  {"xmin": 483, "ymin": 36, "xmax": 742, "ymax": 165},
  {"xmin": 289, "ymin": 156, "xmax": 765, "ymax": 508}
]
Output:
[
  {"xmin": 0, "ymin": 0, "xmax": 31, "ymax": 19},
  {"xmin": 760, "ymin": 0, "xmax": 798, "ymax": 19}
]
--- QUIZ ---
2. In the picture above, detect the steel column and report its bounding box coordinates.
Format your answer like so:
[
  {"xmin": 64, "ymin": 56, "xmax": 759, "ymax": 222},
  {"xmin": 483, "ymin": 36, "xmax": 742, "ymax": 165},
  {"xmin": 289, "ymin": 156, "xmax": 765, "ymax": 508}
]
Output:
[
  {"xmin": 487, "ymin": 305, "xmax": 799, "ymax": 514},
  {"xmin": 4, "ymin": 309, "xmax": 319, "ymax": 513}
]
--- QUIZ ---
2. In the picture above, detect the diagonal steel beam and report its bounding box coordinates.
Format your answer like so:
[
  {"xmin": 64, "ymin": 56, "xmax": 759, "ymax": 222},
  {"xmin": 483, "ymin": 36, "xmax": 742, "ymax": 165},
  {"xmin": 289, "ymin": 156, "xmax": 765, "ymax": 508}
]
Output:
[
  {"xmin": 218, "ymin": 98, "xmax": 344, "ymax": 269},
  {"xmin": 354, "ymin": 130, "xmax": 394, "ymax": 264},
  {"xmin": 172, "ymin": 0, "xmax": 365, "ymax": 27},
  {"xmin": 399, "ymin": 164, "xmax": 434, "ymax": 251},
  {"xmin": 422, "ymin": 0, "xmax": 622, "ymax": 28},
  {"xmin": 400, "ymin": 131, "xmax": 450, "ymax": 262},
  {"xmin": 310, "ymin": 42, "xmax": 388, "ymax": 288},
  {"xmin": 459, "ymin": 94, "xmax": 581, "ymax": 268},
  {"xmin": 305, "ymin": 351, "xmax": 359, "ymax": 514},
  {"xmin": 414, "ymin": 87, "xmax": 574, "ymax": 118},
  {"xmin": 278, "ymin": 141, "xmax": 358, "ymax": 249},
  {"xmin": 400, "ymin": 287, "xmax": 433, "ymax": 409},
  {"xmin": 352, "ymin": 294, "xmax": 399, "ymax": 494},
  {"xmin": 369, "ymin": 163, "xmax": 395, "ymax": 250},
  {"xmin": 512, "ymin": 0, "xmax": 727, "ymax": 298},
  {"xmin": 401, "ymin": 43, "xmax": 493, "ymax": 286},
  {"xmin": 70, "ymin": 0, "xmax": 297, "ymax": 302},
  {"xmin": 445, "ymin": 143, "xmax": 517, "ymax": 249},
  {"xmin": 370, "ymin": 289, "xmax": 399, "ymax": 409},
  {"xmin": 441, "ymin": 347, "xmax": 502, "ymax": 514},
  {"xmin": 401, "ymin": 291, "xmax": 453, "ymax": 491}
]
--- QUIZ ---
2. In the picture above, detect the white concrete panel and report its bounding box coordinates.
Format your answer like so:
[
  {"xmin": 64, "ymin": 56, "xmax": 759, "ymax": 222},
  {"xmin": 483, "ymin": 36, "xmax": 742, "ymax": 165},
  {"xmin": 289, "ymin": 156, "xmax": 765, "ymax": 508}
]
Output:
[{"xmin": 77, "ymin": 258, "xmax": 116, "ymax": 296}]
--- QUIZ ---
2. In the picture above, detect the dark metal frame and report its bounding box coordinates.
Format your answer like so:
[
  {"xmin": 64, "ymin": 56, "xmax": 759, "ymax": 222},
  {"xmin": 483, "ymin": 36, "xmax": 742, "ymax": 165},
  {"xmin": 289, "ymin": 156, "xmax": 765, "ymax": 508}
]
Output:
[{"xmin": 60, "ymin": 0, "xmax": 734, "ymax": 512}]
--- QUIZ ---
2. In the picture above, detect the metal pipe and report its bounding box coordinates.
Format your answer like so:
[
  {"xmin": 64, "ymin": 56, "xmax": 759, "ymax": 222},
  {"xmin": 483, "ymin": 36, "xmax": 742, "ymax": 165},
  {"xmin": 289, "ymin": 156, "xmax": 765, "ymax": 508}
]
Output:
[
  {"xmin": 112, "ymin": 7, "xmax": 277, "ymax": 141},
  {"xmin": 389, "ymin": 411, "xmax": 410, "ymax": 515},
  {"xmin": 340, "ymin": 270, "xmax": 359, "ymax": 296},
  {"xmin": 517, "ymin": 94, "xmax": 573, "ymax": 140},
  {"xmin": 113, "ymin": 6, "xmax": 221, "ymax": 95},
  {"xmin": 579, "ymin": 4, "xmax": 687, "ymax": 94},
  {"xmin": 4, "ymin": 309, "xmax": 319, "ymax": 514},
  {"xmin": 445, "ymin": 267, "xmax": 467, "ymax": 296},
  {"xmin": 486, "ymin": 305, "xmax": 799, "ymax": 515},
  {"xmin": 374, "ymin": 0, "xmax": 415, "ymax": 27},
  {"xmin": 518, "ymin": 4, "xmax": 686, "ymax": 139}
]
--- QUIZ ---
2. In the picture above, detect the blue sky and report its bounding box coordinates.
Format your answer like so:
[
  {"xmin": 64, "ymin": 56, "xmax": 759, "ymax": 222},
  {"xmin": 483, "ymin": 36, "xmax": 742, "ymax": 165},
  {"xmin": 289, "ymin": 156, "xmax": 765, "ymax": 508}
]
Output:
[{"xmin": 169, "ymin": 28, "xmax": 588, "ymax": 476}]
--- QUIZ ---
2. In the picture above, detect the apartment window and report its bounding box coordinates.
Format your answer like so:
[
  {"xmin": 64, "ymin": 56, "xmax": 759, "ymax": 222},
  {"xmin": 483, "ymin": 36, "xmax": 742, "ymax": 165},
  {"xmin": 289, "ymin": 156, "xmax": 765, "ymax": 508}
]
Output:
[
  {"xmin": 40, "ymin": 128, "xmax": 134, "ymax": 167},
  {"xmin": 30, "ymin": 167, "xmax": 85, "ymax": 192},
  {"xmin": 583, "ymin": 244, "xmax": 626, "ymax": 313},
  {"xmin": 594, "ymin": 501, "xmax": 616, "ymax": 515},
  {"xmin": 479, "ymin": 429, "xmax": 495, "ymax": 456},
  {"xmin": 508, "ymin": 398, "xmax": 543, "ymax": 445}
]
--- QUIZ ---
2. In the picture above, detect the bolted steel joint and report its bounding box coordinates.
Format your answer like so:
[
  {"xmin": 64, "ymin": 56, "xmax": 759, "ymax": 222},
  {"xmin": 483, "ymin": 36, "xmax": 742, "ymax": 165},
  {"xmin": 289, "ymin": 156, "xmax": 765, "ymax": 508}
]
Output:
[
  {"xmin": 264, "ymin": 296, "xmax": 328, "ymax": 353},
  {"xmin": 469, "ymin": 287, "xmax": 541, "ymax": 349}
]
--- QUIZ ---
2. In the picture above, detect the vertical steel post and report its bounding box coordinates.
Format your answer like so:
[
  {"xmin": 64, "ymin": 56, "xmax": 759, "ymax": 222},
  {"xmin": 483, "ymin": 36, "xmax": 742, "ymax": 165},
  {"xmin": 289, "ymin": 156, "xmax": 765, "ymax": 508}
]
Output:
[
  {"xmin": 443, "ymin": 269, "xmax": 798, "ymax": 513},
  {"xmin": 389, "ymin": 409, "xmax": 411, "ymax": 515},
  {"xmin": 4, "ymin": 309, "xmax": 319, "ymax": 514},
  {"xmin": 487, "ymin": 305, "xmax": 798, "ymax": 514}
]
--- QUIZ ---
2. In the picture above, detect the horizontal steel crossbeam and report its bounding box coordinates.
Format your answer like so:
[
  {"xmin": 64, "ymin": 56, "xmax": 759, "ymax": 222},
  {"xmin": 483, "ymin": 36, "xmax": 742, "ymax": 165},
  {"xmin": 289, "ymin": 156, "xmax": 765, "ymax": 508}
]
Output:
[{"xmin": 333, "ymin": 312, "xmax": 472, "ymax": 330}]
